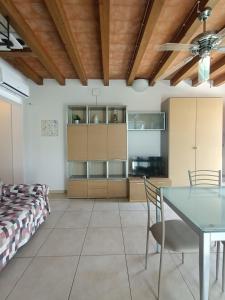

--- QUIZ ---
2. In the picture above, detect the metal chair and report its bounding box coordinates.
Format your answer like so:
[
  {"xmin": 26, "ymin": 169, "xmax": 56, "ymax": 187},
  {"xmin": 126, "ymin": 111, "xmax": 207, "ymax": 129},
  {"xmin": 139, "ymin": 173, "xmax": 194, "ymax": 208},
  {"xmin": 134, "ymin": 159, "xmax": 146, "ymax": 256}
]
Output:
[
  {"xmin": 144, "ymin": 176, "xmax": 199, "ymax": 300},
  {"xmin": 188, "ymin": 169, "xmax": 225, "ymax": 290},
  {"xmin": 188, "ymin": 169, "xmax": 222, "ymax": 187}
]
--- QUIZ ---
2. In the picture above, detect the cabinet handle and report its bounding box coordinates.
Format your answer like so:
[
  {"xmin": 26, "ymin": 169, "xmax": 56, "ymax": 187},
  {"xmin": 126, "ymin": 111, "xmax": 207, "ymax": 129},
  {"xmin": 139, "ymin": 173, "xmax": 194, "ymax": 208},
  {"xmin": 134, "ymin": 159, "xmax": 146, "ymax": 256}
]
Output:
[{"xmin": 192, "ymin": 146, "xmax": 198, "ymax": 150}]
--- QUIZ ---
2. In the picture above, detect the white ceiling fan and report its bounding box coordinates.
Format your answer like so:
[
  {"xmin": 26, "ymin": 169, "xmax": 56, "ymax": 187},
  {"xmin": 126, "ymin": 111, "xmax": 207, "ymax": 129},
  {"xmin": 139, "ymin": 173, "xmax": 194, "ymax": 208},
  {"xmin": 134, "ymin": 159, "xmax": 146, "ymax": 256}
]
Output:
[{"xmin": 157, "ymin": 7, "xmax": 225, "ymax": 82}]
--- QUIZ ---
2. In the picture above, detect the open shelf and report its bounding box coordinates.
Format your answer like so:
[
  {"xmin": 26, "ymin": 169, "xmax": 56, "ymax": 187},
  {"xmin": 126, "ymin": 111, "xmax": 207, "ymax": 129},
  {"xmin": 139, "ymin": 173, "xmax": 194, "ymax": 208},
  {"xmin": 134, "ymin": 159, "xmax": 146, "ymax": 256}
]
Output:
[
  {"xmin": 108, "ymin": 161, "xmax": 127, "ymax": 179},
  {"xmin": 68, "ymin": 161, "xmax": 87, "ymax": 179},
  {"xmin": 88, "ymin": 161, "xmax": 107, "ymax": 179},
  {"xmin": 88, "ymin": 106, "xmax": 106, "ymax": 124},
  {"xmin": 108, "ymin": 106, "xmax": 126, "ymax": 123},
  {"xmin": 68, "ymin": 106, "xmax": 87, "ymax": 124}
]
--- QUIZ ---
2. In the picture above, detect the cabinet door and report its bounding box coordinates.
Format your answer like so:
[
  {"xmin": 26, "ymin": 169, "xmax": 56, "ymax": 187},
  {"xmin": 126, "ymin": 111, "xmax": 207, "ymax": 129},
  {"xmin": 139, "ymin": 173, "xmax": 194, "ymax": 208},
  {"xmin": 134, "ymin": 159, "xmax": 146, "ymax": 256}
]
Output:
[
  {"xmin": 67, "ymin": 180, "xmax": 88, "ymax": 198},
  {"xmin": 129, "ymin": 180, "xmax": 146, "ymax": 202},
  {"xmin": 108, "ymin": 180, "xmax": 128, "ymax": 198},
  {"xmin": 108, "ymin": 124, "xmax": 127, "ymax": 160},
  {"xmin": 88, "ymin": 180, "xmax": 107, "ymax": 198},
  {"xmin": 88, "ymin": 125, "xmax": 107, "ymax": 160},
  {"xmin": 169, "ymin": 98, "xmax": 196, "ymax": 186},
  {"xmin": 67, "ymin": 125, "xmax": 87, "ymax": 160},
  {"xmin": 196, "ymin": 98, "xmax": 223, "ymax": 170}
]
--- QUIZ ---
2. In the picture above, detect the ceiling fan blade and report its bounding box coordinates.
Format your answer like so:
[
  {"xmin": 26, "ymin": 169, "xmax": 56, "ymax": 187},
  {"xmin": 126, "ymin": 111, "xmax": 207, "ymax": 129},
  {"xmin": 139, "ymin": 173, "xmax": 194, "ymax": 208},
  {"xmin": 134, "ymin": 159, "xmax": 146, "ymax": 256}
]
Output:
[
  {"xmin": 156, "ymin": 43, "xmax": 196, "ymax": 51},
  {"xmin": 217, "ymin": 27, "xmax": 225, "ymax": 38},
  {"xmin": 216, "ymin": 28, "xmax": 225, "ymax": 45},
  {"xmin": 216, "ymin": 46, "xmax": 225, "ymax": 52},
  {"xmin": 198, "ymin": 56, "xmax": 210, "ymax": 82},
  {"xmin": 158, "ymin": 56, "xmax": 195, "ymax": 80}
]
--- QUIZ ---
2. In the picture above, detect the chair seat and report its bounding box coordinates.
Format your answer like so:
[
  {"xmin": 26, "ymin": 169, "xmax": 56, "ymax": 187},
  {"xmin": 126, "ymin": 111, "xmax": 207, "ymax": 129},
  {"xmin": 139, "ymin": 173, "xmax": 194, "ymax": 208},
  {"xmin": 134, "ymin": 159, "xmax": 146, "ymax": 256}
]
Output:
[{"xmin": 151, "ymin": 220, "xmax": 199, "ymax": 252}]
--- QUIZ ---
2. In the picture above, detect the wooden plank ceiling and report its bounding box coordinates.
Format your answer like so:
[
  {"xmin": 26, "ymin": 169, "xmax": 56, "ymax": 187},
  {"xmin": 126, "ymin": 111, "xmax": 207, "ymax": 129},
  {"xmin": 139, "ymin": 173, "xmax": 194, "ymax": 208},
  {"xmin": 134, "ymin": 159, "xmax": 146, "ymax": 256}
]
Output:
[{"xmin": 0, "ymin": 0, "xmax": 225, "ymax": 86}]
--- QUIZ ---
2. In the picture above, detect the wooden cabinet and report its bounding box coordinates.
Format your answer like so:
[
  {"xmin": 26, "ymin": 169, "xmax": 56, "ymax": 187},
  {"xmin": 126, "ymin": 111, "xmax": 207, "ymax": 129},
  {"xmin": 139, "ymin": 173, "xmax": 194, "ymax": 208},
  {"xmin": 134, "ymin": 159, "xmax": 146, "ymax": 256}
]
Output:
[
  {"xmin": 108, "ymin": 124, "xmax": 127, "ymax": 160},
  {"xmin": 129, "ymin": 177, "xmax": 171, "ymax": 202},
  {"xmin": 67, "ymin": 180, "xmax": 88, "ymax": 198},
  {"xmin": 67, "ymin": 125, "xmax": 87, "ymax": 160},
  {"xmin": 88, "ymin": 125, "xmax": 108, "ymax": 160},
  {"xmin": 68, "ymin": 179, "xmax": 128, "ymax": 198},
  {"xmin": 161, "ymin": 98, "xmax": 223, "ymax": 186},
  {"xmin": 67, "ymin": 106, "xmax": 128, "ymax": 198},
  {"xmin": 129, "ymin": 178, "xmax": 146, "ymax": 202},
  {"xmin": 108, "ymin": 180, "xmax": 128, "ymax": 198}
]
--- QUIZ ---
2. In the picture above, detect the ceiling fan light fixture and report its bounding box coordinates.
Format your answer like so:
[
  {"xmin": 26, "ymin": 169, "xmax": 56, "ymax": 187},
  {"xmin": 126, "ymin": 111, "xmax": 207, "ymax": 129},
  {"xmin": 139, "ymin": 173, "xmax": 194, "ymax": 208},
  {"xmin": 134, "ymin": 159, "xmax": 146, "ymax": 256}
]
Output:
[
  {"xmin": 132, "ymin": 79, "xmax": 148, "ymax": 92},
  {"xmin": 198, "ymin": 55, "xmax": 210, "ymax": 82}
]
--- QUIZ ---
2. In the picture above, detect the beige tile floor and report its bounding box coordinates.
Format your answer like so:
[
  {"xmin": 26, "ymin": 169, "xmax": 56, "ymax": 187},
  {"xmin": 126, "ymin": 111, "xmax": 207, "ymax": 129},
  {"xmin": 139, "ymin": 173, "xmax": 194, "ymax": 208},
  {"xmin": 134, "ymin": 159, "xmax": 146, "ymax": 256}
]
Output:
[{"xmin": 0, "ymin": 196, "xmax": 225, "ymax": 300}]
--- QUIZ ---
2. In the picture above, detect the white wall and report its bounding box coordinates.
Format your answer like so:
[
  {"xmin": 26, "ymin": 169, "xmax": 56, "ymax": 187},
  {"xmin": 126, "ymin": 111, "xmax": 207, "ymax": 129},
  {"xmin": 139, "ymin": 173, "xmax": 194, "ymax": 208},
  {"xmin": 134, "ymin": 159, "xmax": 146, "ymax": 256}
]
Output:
[{"xmin": 24, "ymin": 79, "xmax": 225, "ymax": 190}]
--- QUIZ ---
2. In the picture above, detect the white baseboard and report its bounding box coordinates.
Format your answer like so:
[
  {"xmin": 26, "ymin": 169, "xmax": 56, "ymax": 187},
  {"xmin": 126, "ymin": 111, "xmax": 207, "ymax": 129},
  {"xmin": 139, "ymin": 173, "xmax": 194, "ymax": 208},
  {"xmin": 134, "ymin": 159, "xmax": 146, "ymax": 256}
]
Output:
[{"xmin": 49, "ymin": 190, "xmax": 66, "ymax": 194}]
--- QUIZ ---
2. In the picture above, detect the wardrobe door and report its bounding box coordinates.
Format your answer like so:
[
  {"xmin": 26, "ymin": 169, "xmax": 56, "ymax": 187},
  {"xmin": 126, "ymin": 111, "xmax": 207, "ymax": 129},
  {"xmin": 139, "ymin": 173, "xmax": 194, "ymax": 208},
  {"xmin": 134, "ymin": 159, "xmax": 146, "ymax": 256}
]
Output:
[
  {"xmin": 67, "ymin": 125, "xmax": 88, "ymax": 161},
  {"xmin": 88, "ymin": 125, "xmax": 107, "ymax": 160},
  {"xmin": 168, "ymin": 98, "xmax": 196, "ymax": 186},
  {"xmin": 195, "ymin": 98, "xmax": 223, "ymax": 171},
  {"xmin": 0, "ymin": 100, "xmax": 13, "ymax": 183}
]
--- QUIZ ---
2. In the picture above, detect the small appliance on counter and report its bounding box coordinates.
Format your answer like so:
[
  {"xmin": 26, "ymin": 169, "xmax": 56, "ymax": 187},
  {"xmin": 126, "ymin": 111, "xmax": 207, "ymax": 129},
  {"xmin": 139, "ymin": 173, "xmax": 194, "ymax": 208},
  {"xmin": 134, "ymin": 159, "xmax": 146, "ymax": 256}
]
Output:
[{"xmin": 129, "ymin": 156, "xmax": 165, "ymax": 177}]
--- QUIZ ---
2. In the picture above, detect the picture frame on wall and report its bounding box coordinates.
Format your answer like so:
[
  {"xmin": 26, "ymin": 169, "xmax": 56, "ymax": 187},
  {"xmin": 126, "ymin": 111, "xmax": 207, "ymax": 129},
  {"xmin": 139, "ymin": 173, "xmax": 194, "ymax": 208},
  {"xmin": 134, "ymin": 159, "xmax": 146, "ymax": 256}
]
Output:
[{"xmin": 41, "ymin": 120, "xmax": 59, "ymax": 136}]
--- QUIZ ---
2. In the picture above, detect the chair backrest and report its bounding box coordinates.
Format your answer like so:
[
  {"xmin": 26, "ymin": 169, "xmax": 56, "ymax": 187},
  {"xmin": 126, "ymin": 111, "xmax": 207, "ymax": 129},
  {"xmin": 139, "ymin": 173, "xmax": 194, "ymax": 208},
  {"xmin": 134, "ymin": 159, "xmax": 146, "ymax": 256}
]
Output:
[
  {"xmin": 144, "ymin": 176, "xmax": 165, "ymax": 227},
  {"xmin": 188, "ymin": 170, "xmax": 222, "ymax": 187}
]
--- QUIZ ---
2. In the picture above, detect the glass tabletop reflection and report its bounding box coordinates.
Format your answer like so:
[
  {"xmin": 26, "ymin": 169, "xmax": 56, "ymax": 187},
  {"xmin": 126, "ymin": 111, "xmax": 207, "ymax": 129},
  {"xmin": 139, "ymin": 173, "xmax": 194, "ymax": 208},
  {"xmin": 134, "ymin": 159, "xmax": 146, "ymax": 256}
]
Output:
[{"xmin": 162, "ymin": 187, "xmax": 225, "ymax": 233}]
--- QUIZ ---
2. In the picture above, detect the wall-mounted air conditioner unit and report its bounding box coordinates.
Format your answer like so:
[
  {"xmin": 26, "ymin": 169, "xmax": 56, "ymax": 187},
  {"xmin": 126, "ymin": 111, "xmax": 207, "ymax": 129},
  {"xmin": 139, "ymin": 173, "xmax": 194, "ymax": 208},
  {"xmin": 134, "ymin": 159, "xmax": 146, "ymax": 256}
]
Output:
[
  {"xmin": 0, "ymin": 60, "xmax": 29, "ymax": 98},
  {"xmin": 0, "ymin": 32, "xmax": 24, "ymax": 51}
]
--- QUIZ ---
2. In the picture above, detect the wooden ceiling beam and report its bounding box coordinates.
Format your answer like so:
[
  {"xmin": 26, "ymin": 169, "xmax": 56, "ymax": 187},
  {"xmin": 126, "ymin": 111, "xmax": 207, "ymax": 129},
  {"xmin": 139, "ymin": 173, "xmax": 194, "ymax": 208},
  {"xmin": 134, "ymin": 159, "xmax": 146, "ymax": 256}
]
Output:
[
  {"xmin": 170, "ymin": 56, "xmax": 199, "ymax": 86},
  {"xmin": 0, "ymin": 1, "xmax": 65, "ymax": 85},
  {"xmin": 8, "ymin": 58, "xmax": 43, "ymax": 85},
  {"xmin": 192, "ymin": 54, "xmax": 225, "ymax": 86},
  {"xmin": 44, "ymin": 0, "xmax": 87, "ymax": 86},
  {"xmin": 0, "ymin": 49, "xmax": 37, "ymax": 59},
  {"xmin": 99, "ymin": 0, "xmax": 110, "ymax": 86},
  {"xmin": 192, "ymin": 76, "xmax": 200, "ymax": 86},
  {"xmin": 213, "ymin": 73, "xmax": 225, "ymax": 86},
  {"xmin": 149, "ymin": 0, "xmax": 221, "ymax": 85},
  {"xmin": 127, "ymin": 0, "xmax": 166, "ymax": 86}
]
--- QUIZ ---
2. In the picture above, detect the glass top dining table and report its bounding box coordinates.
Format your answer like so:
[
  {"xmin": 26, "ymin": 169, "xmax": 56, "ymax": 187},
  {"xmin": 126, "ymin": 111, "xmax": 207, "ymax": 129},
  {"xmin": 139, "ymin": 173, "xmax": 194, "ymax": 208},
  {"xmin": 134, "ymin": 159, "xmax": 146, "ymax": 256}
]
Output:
[
  {"xmin": 163, "ymin": 186, "xmax": 225, "ymax": 232},
  {"xmin": 162, "ymin": 186, "xmax": 225, "ymax": 300}
]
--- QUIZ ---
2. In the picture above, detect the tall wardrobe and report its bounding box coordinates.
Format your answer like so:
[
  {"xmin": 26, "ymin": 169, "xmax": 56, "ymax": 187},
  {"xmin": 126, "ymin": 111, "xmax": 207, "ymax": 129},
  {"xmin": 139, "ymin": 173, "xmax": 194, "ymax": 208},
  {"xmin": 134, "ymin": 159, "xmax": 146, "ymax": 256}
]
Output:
[{"xmin": 161, "ymin": 97, "xmax": 223, "ymax": 186}]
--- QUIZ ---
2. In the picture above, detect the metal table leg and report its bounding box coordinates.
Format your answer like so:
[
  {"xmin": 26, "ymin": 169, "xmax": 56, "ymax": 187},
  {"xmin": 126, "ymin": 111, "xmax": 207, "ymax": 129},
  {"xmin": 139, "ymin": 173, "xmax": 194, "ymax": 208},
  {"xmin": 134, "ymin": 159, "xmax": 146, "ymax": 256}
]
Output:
[
  {"xmin": 156, "ymin": 205, "xmax": 161, "ymax": 253},
  {"xmin": 199, "ymin": 232, "xmax": 211, "ymax": 300}
]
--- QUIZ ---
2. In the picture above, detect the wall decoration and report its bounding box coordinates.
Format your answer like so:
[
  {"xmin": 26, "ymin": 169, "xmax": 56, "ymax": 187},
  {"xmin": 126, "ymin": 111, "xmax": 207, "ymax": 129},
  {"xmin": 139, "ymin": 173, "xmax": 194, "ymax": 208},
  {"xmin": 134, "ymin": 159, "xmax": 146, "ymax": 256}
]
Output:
[{"xmin": 41, "ymin": 120, "xmax": 59, "ymax": 136}]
